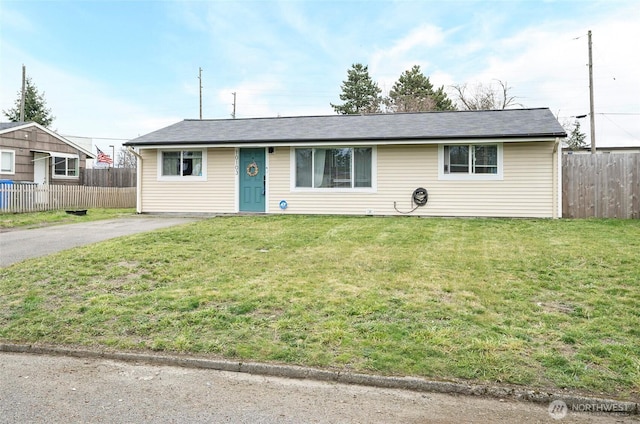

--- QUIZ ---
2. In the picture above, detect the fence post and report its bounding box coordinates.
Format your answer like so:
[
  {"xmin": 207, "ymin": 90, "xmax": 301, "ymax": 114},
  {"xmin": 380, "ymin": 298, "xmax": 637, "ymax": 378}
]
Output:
[{"xmin": 0, "ymin": 185, "xmax": 136, "ymax": 213}]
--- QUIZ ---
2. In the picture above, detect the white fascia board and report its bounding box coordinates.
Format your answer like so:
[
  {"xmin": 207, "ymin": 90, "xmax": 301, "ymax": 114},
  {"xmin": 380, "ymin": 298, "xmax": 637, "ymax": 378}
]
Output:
[
  {"xmin": 136, "ymin": 144, "xmax": 213, "ymax": 150},
  {"xmin": 31, "ymin": 150, "xmax": 78, "ymax": 159},
  {"xmin": 133, "ymin": 137, "xmax": 558, "ymax": 150}
]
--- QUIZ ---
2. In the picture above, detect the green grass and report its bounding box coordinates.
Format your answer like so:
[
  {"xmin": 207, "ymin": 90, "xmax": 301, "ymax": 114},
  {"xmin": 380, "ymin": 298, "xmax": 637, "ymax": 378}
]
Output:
[
  {"xmin": 0, "ymin": 208, "xmax": 136, "ymax": 229},
  {"xmin": 1, "ymin": 215, "xmax": 638, "ymax": 400}
]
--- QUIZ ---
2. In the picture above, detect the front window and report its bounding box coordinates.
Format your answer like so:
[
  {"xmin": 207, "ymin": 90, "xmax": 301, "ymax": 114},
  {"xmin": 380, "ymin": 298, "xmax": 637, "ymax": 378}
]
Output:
[
  {"xmin": 53, "ymin": 156, "xmax": 78, "ymax": 177},
  {"xmin": 161, "ymin": 150, "xmax": 203, "ymax": 177},
  {"xmin": 295, "ymin": 147, "xmax": 373, "ymax": 189},
  {"xmin": 472, "ymin": 145, "xmax": 498, "ymax": 174},
  {"xmin": 446, "ymin": 145, "xmax": 469, "ymax": 173},
  {"xmin": 1, "ymin": 150, "xmax": 15, "ymax": 174},
  {"xmin": 441, "ymin": 144, "xmax": 502, "ymax": 180}
]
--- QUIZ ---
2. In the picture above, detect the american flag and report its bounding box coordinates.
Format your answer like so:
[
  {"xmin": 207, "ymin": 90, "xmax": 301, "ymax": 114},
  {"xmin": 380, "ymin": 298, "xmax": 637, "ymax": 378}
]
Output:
[{"xmin": 96, "ymin": 147, "xmax": 113, "ymax": 164}]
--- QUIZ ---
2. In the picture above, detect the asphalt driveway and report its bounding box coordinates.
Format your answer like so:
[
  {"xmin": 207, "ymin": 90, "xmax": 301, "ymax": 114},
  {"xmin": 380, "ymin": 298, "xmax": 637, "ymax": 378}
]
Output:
[{"xmin": 0, "ymin": 216, "xmax": 199, "ymax": 267}]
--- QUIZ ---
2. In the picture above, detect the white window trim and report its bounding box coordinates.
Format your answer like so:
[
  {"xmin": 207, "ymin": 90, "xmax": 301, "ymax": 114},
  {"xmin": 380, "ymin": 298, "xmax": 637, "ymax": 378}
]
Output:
[
  {"xmin": 157, "ymin": 149, "xmax": 207, "ymax": 181},
  {"xmin": 290, "ymin": 146, "xmax": 377, "ymax": 192},
  {"xmin": 52, "ymin": 155, "xmax": 79, "ymax": 179},
  {"xmin": 0, "ymin": 149, "xmax": 16, "ymax": 174},
  {"xmin": 438, "ymin": 143, "xmax": 503, "ymax": 181}
]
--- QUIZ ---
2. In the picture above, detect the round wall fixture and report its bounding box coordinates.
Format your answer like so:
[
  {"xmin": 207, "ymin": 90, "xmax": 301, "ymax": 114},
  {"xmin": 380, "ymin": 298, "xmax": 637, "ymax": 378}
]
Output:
[{"xmin": 279, "ymin": 200, "xmax": 288, "ymax": 210}]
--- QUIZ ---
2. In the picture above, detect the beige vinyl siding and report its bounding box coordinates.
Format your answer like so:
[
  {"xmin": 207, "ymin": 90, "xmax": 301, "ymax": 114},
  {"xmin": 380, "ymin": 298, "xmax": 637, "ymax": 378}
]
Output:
[
  {"xmin": 139, "ymin": 148, "xmax": 236, "ymax": 213},
  {"xmin": 138, "ymin": 142, "xmax": 555, "ymax": 217},
  {"xmin": 423, "ymin": 142, "xmax": 554, "ymax": 217},
  {"xmin": 268, "ymin": 142, "xmax": 555, "ymax": 218}
]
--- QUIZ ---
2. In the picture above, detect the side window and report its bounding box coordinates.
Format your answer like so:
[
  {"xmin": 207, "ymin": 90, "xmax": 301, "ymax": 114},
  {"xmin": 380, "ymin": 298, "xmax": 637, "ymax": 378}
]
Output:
[
  {"xmin": 0, "ymin": 150, "xmax": 15, "ymax": 174},
  {"xmin": 473, "ymin": 145, "xmax": 498, "ymax": 174},
  {"xmin": 53, "ymin": 156, "xmax": 79, "ymax": 178},
  {"xmin": 159, "ymin": 150, "xmax": 206, "ymax": 180},
  {"xmin": 440, "ymin": 144, "xmax": 502, "ymax": 180}
]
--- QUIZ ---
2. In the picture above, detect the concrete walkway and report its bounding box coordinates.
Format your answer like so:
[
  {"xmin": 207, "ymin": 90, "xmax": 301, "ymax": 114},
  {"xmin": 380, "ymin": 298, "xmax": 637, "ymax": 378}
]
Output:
[{"xmin": 0, "ymin": 216, "xmax": 199, "ymax": 267}]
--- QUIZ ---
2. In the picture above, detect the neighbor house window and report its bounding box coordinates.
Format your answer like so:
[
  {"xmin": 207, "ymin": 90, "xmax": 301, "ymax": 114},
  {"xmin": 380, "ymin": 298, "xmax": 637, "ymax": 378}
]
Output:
[
  {"xmin": 53, "ymin": 156, "xmax": 78, "ymax": 177},
  {"xmin": 294, "ymin": 147, "xmax": 373, "ymax": 189},
  {"xmin": 439, "ymin": 143, "xmax": 502, "ymax": 180},
  {"xmin": 0, "ymin": 150, "xmax": 15, "ymax": 174},
  {"xmin": 158, "ymin": 150, "xmax": 206, "ymax": 180}
]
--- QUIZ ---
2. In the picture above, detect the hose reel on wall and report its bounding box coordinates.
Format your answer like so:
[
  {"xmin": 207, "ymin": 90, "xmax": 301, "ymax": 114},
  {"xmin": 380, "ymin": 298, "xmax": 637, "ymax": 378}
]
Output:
[{"xmin": 393, "ymin": 187, "xmax": 429, "ymax": 214}]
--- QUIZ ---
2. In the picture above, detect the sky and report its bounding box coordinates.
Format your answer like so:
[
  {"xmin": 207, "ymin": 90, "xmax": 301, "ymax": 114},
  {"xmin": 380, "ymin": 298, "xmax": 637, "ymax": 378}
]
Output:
[{"xmin": 1, "ymin": 0, "xmax": 639, "ymax": 156}]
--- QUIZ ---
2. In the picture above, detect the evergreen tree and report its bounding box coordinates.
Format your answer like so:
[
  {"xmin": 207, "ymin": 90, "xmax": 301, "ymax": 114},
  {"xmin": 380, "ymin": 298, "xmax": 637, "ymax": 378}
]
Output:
[
  {"xmin": 2, "ymin": 77, "xmax": 55, "ymax": 127},
  {"xmin": 386, "ymin": 65, "xmax": 455, "ymax": 112},
  {"xmin": 566, "ymin": 120, "xmax": 587, "ymax": 150},
  {"xmin": 331, "ymin": 64, "xmax": 382, "ymax": 114}
]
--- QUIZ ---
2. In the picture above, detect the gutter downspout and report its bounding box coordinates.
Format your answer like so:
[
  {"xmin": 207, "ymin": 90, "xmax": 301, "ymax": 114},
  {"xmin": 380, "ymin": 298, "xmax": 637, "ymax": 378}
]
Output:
[
  {"xmin": 552, "ymin": 138, "xmax": 562, "ymax": 219},
  {"xmin": 127, "ymin": 147, "xmax": 143, "ymax": 214}
]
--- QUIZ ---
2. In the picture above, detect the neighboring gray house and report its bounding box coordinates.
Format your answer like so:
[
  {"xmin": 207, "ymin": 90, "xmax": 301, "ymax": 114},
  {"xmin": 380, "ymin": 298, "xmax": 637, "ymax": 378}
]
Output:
[
  {"xmin": 125, "ymin": 108, "xmax": 567, "ymax": 218},
  {"xmin": 0, "ymin": 122, "xmax": 94, "ymax": 185}
]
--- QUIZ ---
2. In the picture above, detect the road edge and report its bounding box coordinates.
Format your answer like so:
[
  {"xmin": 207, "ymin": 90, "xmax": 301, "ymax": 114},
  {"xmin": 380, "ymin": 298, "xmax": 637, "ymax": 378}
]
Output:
[{"xmin": 1, "ymin": 343, "xmax": 637, "ymax": 416}]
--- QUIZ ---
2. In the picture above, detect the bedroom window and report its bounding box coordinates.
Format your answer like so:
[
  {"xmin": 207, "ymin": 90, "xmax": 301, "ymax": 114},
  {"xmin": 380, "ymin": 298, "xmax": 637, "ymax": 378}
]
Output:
[
  {"xmin": 0, "ymin": 150, "xmax": 15, "ymax": 174},
  {"xmin": 440, "ymin": 143, "xmax": 502, "ymax": 180},
  {"xmin": 53, "ymin": 156, "xmax": 78, "ymax": 177},
  {"xmin": 294, "ymin": 147, "xmax": 373, "ymax": 189},
  {"xmin": 159, "ymin": 150, "xmax": 205, "ymax": 180}
]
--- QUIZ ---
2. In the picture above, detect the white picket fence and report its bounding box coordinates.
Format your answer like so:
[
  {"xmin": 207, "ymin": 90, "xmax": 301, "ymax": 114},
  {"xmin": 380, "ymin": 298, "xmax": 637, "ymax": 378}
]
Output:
[{"xmin": 0, "ymin": 183, "xmax": 136, "ymax": 213}]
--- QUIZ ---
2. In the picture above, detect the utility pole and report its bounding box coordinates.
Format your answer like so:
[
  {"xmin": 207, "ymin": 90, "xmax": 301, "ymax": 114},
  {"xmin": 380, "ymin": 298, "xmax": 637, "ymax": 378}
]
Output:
[
  {"xmin": 19, "ymin": 65, "xmax": 26, "ymax": 122},
  {"xmin": 109, "ymin": 145, "xmax": 115, "ymax": 168},
  {"xmin": 588, "ymin": 30, "xmax": 596, "ymax": 154},
  {"xmin": 231, "ymin": 92, "xmax": 236, "ymax": 119},
  {"xmin": 198, "ymin": 67, "xmax": 203, "ymax": 120}
]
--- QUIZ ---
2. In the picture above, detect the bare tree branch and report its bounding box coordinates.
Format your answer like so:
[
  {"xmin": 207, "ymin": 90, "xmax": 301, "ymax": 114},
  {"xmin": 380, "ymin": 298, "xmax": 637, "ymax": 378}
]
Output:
[{"xmin": 451, "ymin": 80, "xmax": 523, "ymax": 110}]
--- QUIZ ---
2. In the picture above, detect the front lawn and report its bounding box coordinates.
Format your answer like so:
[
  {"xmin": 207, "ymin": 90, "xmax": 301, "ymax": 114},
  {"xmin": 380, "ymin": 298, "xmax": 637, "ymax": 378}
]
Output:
[
  {"xmin": 0, "ymin": 208, "xmax": 136, "ymax": 229},
  {"xmin": 0, "ymin": 216, "xmax": 638, "ymax": 400}
]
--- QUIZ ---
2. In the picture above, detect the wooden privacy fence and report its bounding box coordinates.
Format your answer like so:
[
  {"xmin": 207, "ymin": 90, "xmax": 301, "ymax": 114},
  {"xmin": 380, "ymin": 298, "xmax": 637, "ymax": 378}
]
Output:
[
  {"xmin": 563, "ymin": 153, "xmax": 640, "ymax": 219},
  {"xmin": 81, "ymin": 168, "xmax": 137, "ymax": 187},
  {"xmin": 0, "ymin": 184, "xmax": 136, "ymax": 213}
]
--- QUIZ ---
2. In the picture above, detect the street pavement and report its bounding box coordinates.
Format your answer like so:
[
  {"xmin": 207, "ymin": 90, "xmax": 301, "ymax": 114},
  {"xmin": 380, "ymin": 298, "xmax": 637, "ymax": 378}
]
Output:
[
  {"xmin": 0, "ymin": 352, "xmax": 629, "ymax": 424},
  {"xmin": 0, "ymin": 216, "xmax": 199, "ymax": 267}
]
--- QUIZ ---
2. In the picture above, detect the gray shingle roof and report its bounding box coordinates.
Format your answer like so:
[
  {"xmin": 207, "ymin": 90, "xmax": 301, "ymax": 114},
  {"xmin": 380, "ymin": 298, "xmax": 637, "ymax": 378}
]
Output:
[
  {"xmin": 125, "ymin": 108, "xmax": 566, "ymax": 146},
  {"xmin": 0, "ymin": 122, "xmax": 30, "ymax": 132}
]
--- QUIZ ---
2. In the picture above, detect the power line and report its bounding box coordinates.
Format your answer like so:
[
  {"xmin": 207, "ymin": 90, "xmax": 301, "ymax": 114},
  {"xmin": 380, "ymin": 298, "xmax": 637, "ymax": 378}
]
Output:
[
  {"xmin": 599, "ymin": 114, "xmax": 640, "ymax": 142},
  {"xmin": 62, "ymin": 134, "xmax": 130, "ymax": 141},
  {"xmin": 597, "ymin": 113, "xmax": 640, "ymax": 116}
]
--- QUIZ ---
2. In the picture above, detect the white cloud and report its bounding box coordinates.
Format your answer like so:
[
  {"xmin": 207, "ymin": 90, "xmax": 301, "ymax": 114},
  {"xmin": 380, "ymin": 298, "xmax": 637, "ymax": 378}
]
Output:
[
  {"xmin": 0, "ymin": 7, "xmax": 36, "ymax": 33},
  {"xmin": 0, "ymin": 41, "xmax": 181, "ymax": 145},
  {"xmin": 370, "ymin": 24, "xmax": 447, "ymax": 90},
  {"xmin": 467, "ymin": 8, "xmax": 640, "ymax": 146},
  {"xmin": 2, "ymin": 0, "xmax": 637, "ymax": 147},
  {"xmin": 218, "ymin": 77, "xmax": 286, "ymax": 119},
  {"xmin": 388, "ymin": 24, "xmax": 445, "ymax": 53}
]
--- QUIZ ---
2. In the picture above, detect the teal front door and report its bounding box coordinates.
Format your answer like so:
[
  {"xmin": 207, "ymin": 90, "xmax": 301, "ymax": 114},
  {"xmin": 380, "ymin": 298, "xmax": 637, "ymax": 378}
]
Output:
[{"xmin": 239, "ymin": 148, "xmax": 266, "ymax": 212}]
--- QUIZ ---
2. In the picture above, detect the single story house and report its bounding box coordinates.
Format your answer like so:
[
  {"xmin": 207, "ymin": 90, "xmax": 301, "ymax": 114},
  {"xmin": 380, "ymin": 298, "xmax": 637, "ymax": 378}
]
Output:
[
  {"xmin": 0, "ymin": 122, "xmax": 94, "ymax": 186},
  {"xmin": 124, "ymin": 108, "xmax": 566, "ymax": 218}
]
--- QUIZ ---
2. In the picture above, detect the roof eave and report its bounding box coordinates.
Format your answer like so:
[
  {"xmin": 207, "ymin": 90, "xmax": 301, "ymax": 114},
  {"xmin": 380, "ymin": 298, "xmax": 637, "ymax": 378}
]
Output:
[
  {"xmin": 0, "ymin": 122, "xmax": 96, "ymax": 158},
  {"xmin": 125, "ymin": 133, "xmax": 565, "ymax": 147}
]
